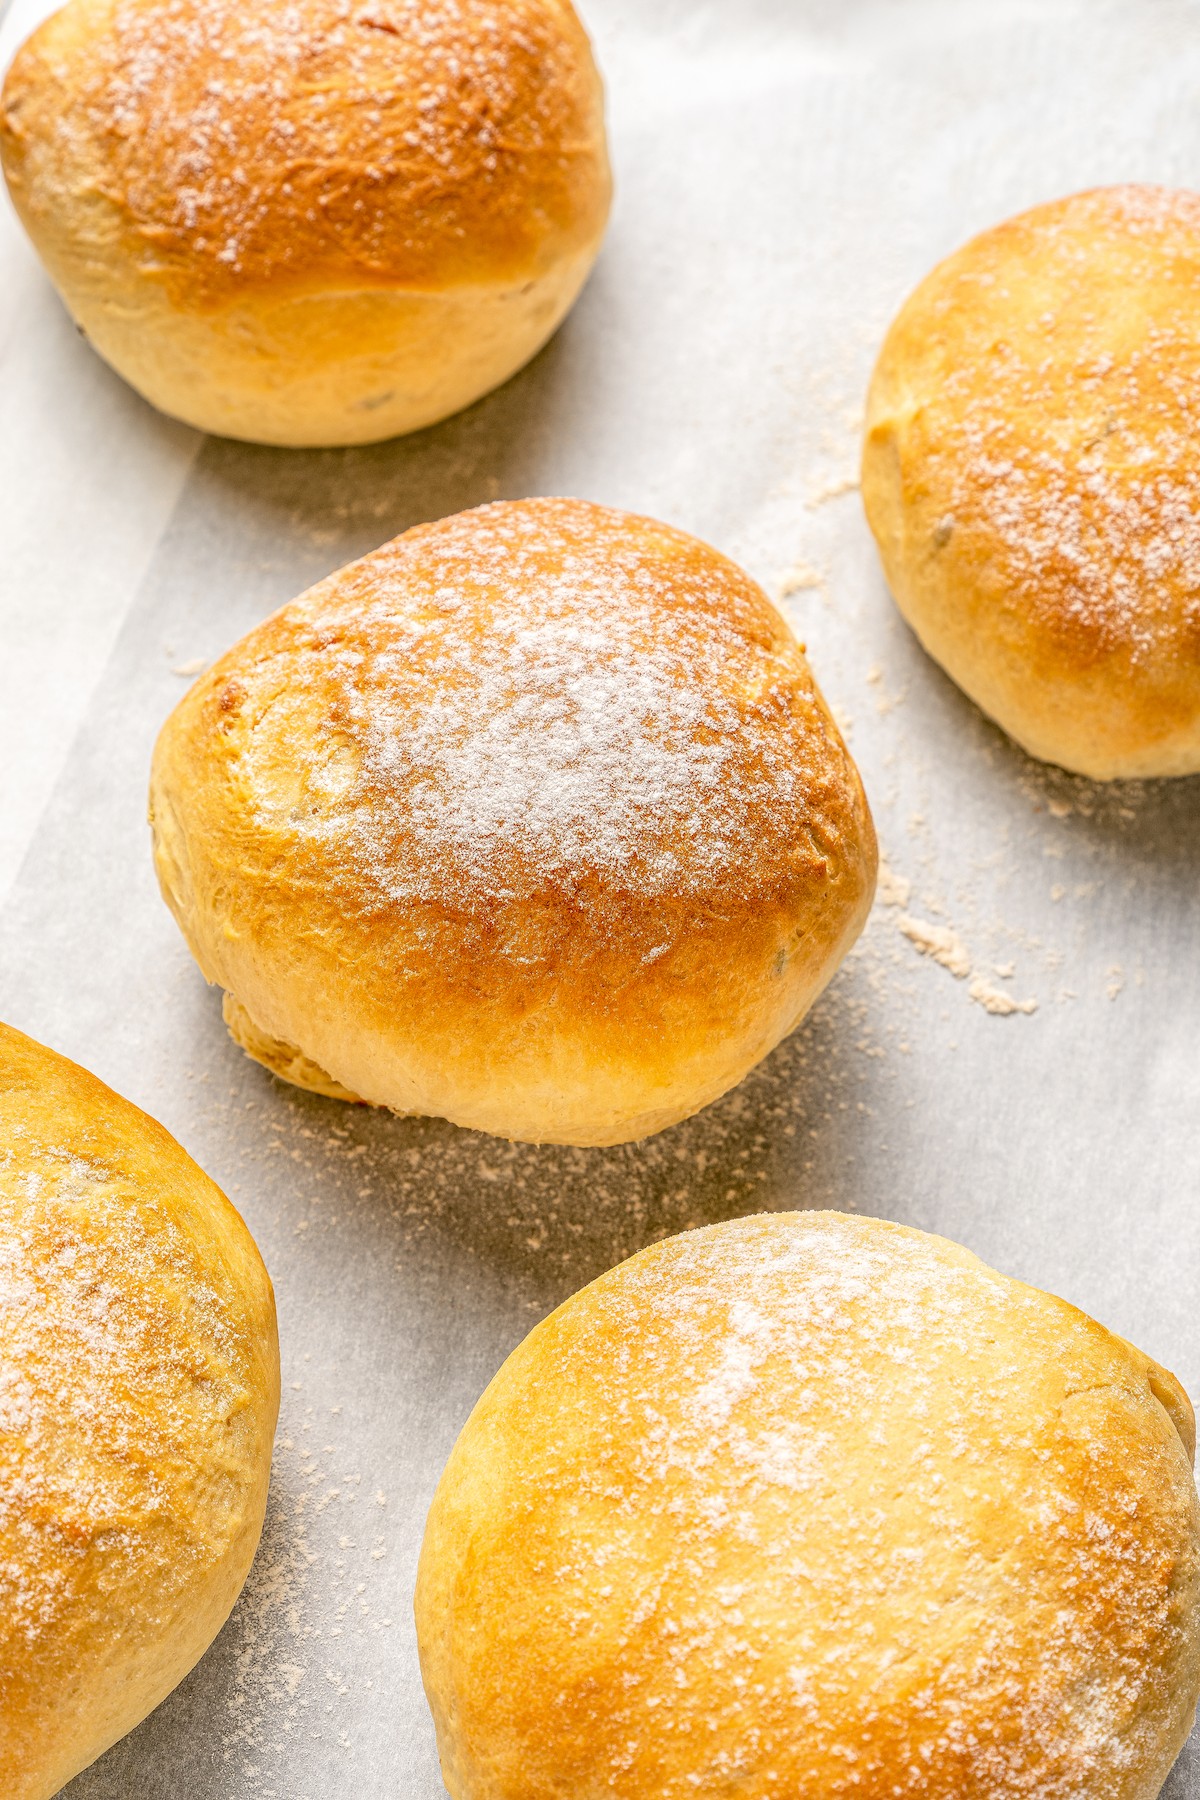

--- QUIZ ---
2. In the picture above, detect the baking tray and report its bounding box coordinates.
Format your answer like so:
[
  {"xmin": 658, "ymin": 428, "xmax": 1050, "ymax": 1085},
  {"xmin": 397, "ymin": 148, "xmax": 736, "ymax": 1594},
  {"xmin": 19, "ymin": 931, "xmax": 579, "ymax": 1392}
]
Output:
[{"xmin": 1, "ymin": 0, "xmax": 1199, "ymax": 1792}]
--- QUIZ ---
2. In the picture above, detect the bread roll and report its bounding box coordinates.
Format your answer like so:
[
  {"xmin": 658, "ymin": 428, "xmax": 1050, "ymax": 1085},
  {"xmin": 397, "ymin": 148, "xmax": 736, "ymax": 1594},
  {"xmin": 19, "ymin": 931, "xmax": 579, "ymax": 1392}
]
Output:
[
  {"xmin": 416, "ymin": 1211, "xmax": 1200, "ymax": 1800},
  {"xmin": 149, "ymin": 497, "xmax": 876, "ymax": 1146},
  {"xmin": 0, "ymin": 1020, "xmax": 279, "ymax": 1799},
  {"xmin": 0, "ymin": 0, "xmax": 611, "ymax": 446},
  {"xmin": 862, "ymin": 185, "xmax": 1200, "ymax": 779}
]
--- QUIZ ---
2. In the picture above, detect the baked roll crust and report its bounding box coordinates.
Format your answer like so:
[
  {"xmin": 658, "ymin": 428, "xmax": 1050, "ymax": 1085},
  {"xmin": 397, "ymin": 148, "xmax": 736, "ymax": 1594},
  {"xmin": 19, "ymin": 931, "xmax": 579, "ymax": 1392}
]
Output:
[
  {"xmin": 417, "ymin": 1211, "xmax": 1200, "ymax": 1799},
  {"xmin": 0, "ymin": 1021, "xmax": 279, "ymax": 1799},
  {"xmin": 150, "ymin": 497, "xmax": 877, "ymax": 1145},
  {"xmin": 863, "ymin": 185, "xmax": 1200, "ymax": 778},
  {"xmin": 0, "ymin": 0, "xmax": 612, "ymax": 445}
]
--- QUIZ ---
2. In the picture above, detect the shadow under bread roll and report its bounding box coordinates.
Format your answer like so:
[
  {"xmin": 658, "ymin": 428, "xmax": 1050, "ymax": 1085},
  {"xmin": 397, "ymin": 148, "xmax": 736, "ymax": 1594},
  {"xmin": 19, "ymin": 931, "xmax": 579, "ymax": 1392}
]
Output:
[
  {"xmin": 149, "ymin": 496, "xmax": 877, "ymax": 1147},
  {"xmin": 0, "ymin": 1020, "xmax": 279, "ymax": 1800},
  {"xmin": 416, "ymin": 1210, "xmax": 1200, "ymax": 1800},
  {"xmin": 0, "ymin": 0, "xmax": 611, "ymax": 446}
]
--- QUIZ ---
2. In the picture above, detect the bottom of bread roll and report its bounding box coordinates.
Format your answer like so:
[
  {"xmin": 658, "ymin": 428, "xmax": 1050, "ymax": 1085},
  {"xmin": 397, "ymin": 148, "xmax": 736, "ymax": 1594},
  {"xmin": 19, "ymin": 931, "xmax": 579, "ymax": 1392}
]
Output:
[
  {"xmin": 216, "ymin": 984, "xmax": 803, "ymax": 1146},
  {"xmin": 49, "ymin": 248, "xmax": 601, "ymax": 447}
]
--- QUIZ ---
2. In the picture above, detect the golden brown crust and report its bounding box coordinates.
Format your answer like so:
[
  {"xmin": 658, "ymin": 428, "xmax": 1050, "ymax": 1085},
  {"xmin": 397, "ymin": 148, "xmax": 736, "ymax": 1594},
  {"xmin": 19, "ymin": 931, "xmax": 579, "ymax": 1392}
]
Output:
[
  {"xmin": 862, "ymin": 185, "xmax": 1200, "ymax": 779},
  {"xmin": 0, "ymin": 0, "xmax": 611, "ymax": 309},
  {"xmin": 0, "ymin": 1020, "xmax": 279, "ymax": 1800},
  {"xmin": 150, "ymin": 498, "xmax": 877, "ymax": 1145},
  {"xmin": 416, "ymin": 1212, "xmax": 1200, "ymax": 1800}
]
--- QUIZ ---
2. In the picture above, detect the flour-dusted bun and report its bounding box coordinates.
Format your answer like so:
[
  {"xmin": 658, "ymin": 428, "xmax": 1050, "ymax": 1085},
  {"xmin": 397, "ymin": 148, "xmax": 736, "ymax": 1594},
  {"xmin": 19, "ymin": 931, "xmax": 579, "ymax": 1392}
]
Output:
[
  {"xmin": 0, "ymin": 1021, "xmax": 279, "ymax": 1800},
  {"xmin": 149, "ymin": 497, "xmax": 876, "ymax": 1146},
  {"xmin": 0, "ymin": 0, "xmax": 610, "ymax": 447},
  {"xmin": 416, "ymin": 1211, "xmax": 1200, "ymax": 1800},
  {"xmin": 863, "ymin": 185, "xmax": 1200, "ymax": 779}
]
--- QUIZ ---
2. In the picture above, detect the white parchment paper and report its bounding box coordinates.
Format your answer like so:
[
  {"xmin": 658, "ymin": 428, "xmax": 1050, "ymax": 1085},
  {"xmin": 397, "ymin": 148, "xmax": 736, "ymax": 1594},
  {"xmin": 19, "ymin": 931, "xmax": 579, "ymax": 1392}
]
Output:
[{"xmin": 2, "ymin": 0, "xmax": 1199, "ymax": 1793}]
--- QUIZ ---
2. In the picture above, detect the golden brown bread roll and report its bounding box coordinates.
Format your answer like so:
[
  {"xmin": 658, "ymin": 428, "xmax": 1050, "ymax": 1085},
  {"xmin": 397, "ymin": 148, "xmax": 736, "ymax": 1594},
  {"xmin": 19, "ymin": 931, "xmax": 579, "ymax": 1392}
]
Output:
[
  {"xmin": 862, "ymin": 185, "xmax": 1200, "ymax": 779},
  {"xmin": 149, "ymin": 497, "xmax": 877, "ymax": 1146},
  {"xmin": 415, "ymin": 1210, "xmax": 1200, "ymax": 1800},
  {"xmin": 0, "ymin": 0, "xmax": 611, "ymax": 446},
  {"xmin": 0, "ymin": 1020, "xmax": 279, "ymax": 1800}
]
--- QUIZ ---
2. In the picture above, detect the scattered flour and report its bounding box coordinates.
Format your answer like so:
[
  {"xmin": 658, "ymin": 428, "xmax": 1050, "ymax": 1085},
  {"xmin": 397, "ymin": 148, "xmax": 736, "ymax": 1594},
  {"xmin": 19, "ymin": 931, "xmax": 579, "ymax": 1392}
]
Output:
[
  {"xmin": 775, "ymin": 562, "xmax": 823, "ymax": 600},
  {"xmin": 894, "ymin": 910, "xmax": 1038, "ymax": 1017},
  {"xmin": 897, "ymin": 914, "xmax": 972, "ymax": 980},
  {"xmin": 968, "ymin": 978, "xmax": 1038, "ymax": 1017}
]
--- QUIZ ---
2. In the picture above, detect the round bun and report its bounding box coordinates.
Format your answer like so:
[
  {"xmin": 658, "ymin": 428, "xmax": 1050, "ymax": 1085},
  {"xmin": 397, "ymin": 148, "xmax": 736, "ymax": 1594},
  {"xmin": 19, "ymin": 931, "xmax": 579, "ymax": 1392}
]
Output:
[
  {"xmin": 416, "ymin": 1211, "xmax": 1200, "ymax": 1800},
  {"xmin": 149, "ymin": 497, "xmax": 876, "ymax": 1146},
  {"xmin": 0, "ymin": 0, "xmax": 610, "ymax": 446},
  {"xmin": 0, "ymin": 1020, "xmax": 279, "ymax": 1799},
  {"xmin": 862, "ymin": 185, "xmax": 1200, "ymax": 779}
]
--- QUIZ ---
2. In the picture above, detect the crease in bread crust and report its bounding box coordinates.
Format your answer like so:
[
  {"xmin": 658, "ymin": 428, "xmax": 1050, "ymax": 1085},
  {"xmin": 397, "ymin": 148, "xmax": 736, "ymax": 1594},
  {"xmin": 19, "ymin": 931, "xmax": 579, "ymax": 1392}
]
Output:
[{"xmin": 221, "ymin": 990, "xmax": 367, "ymax": 1105}]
